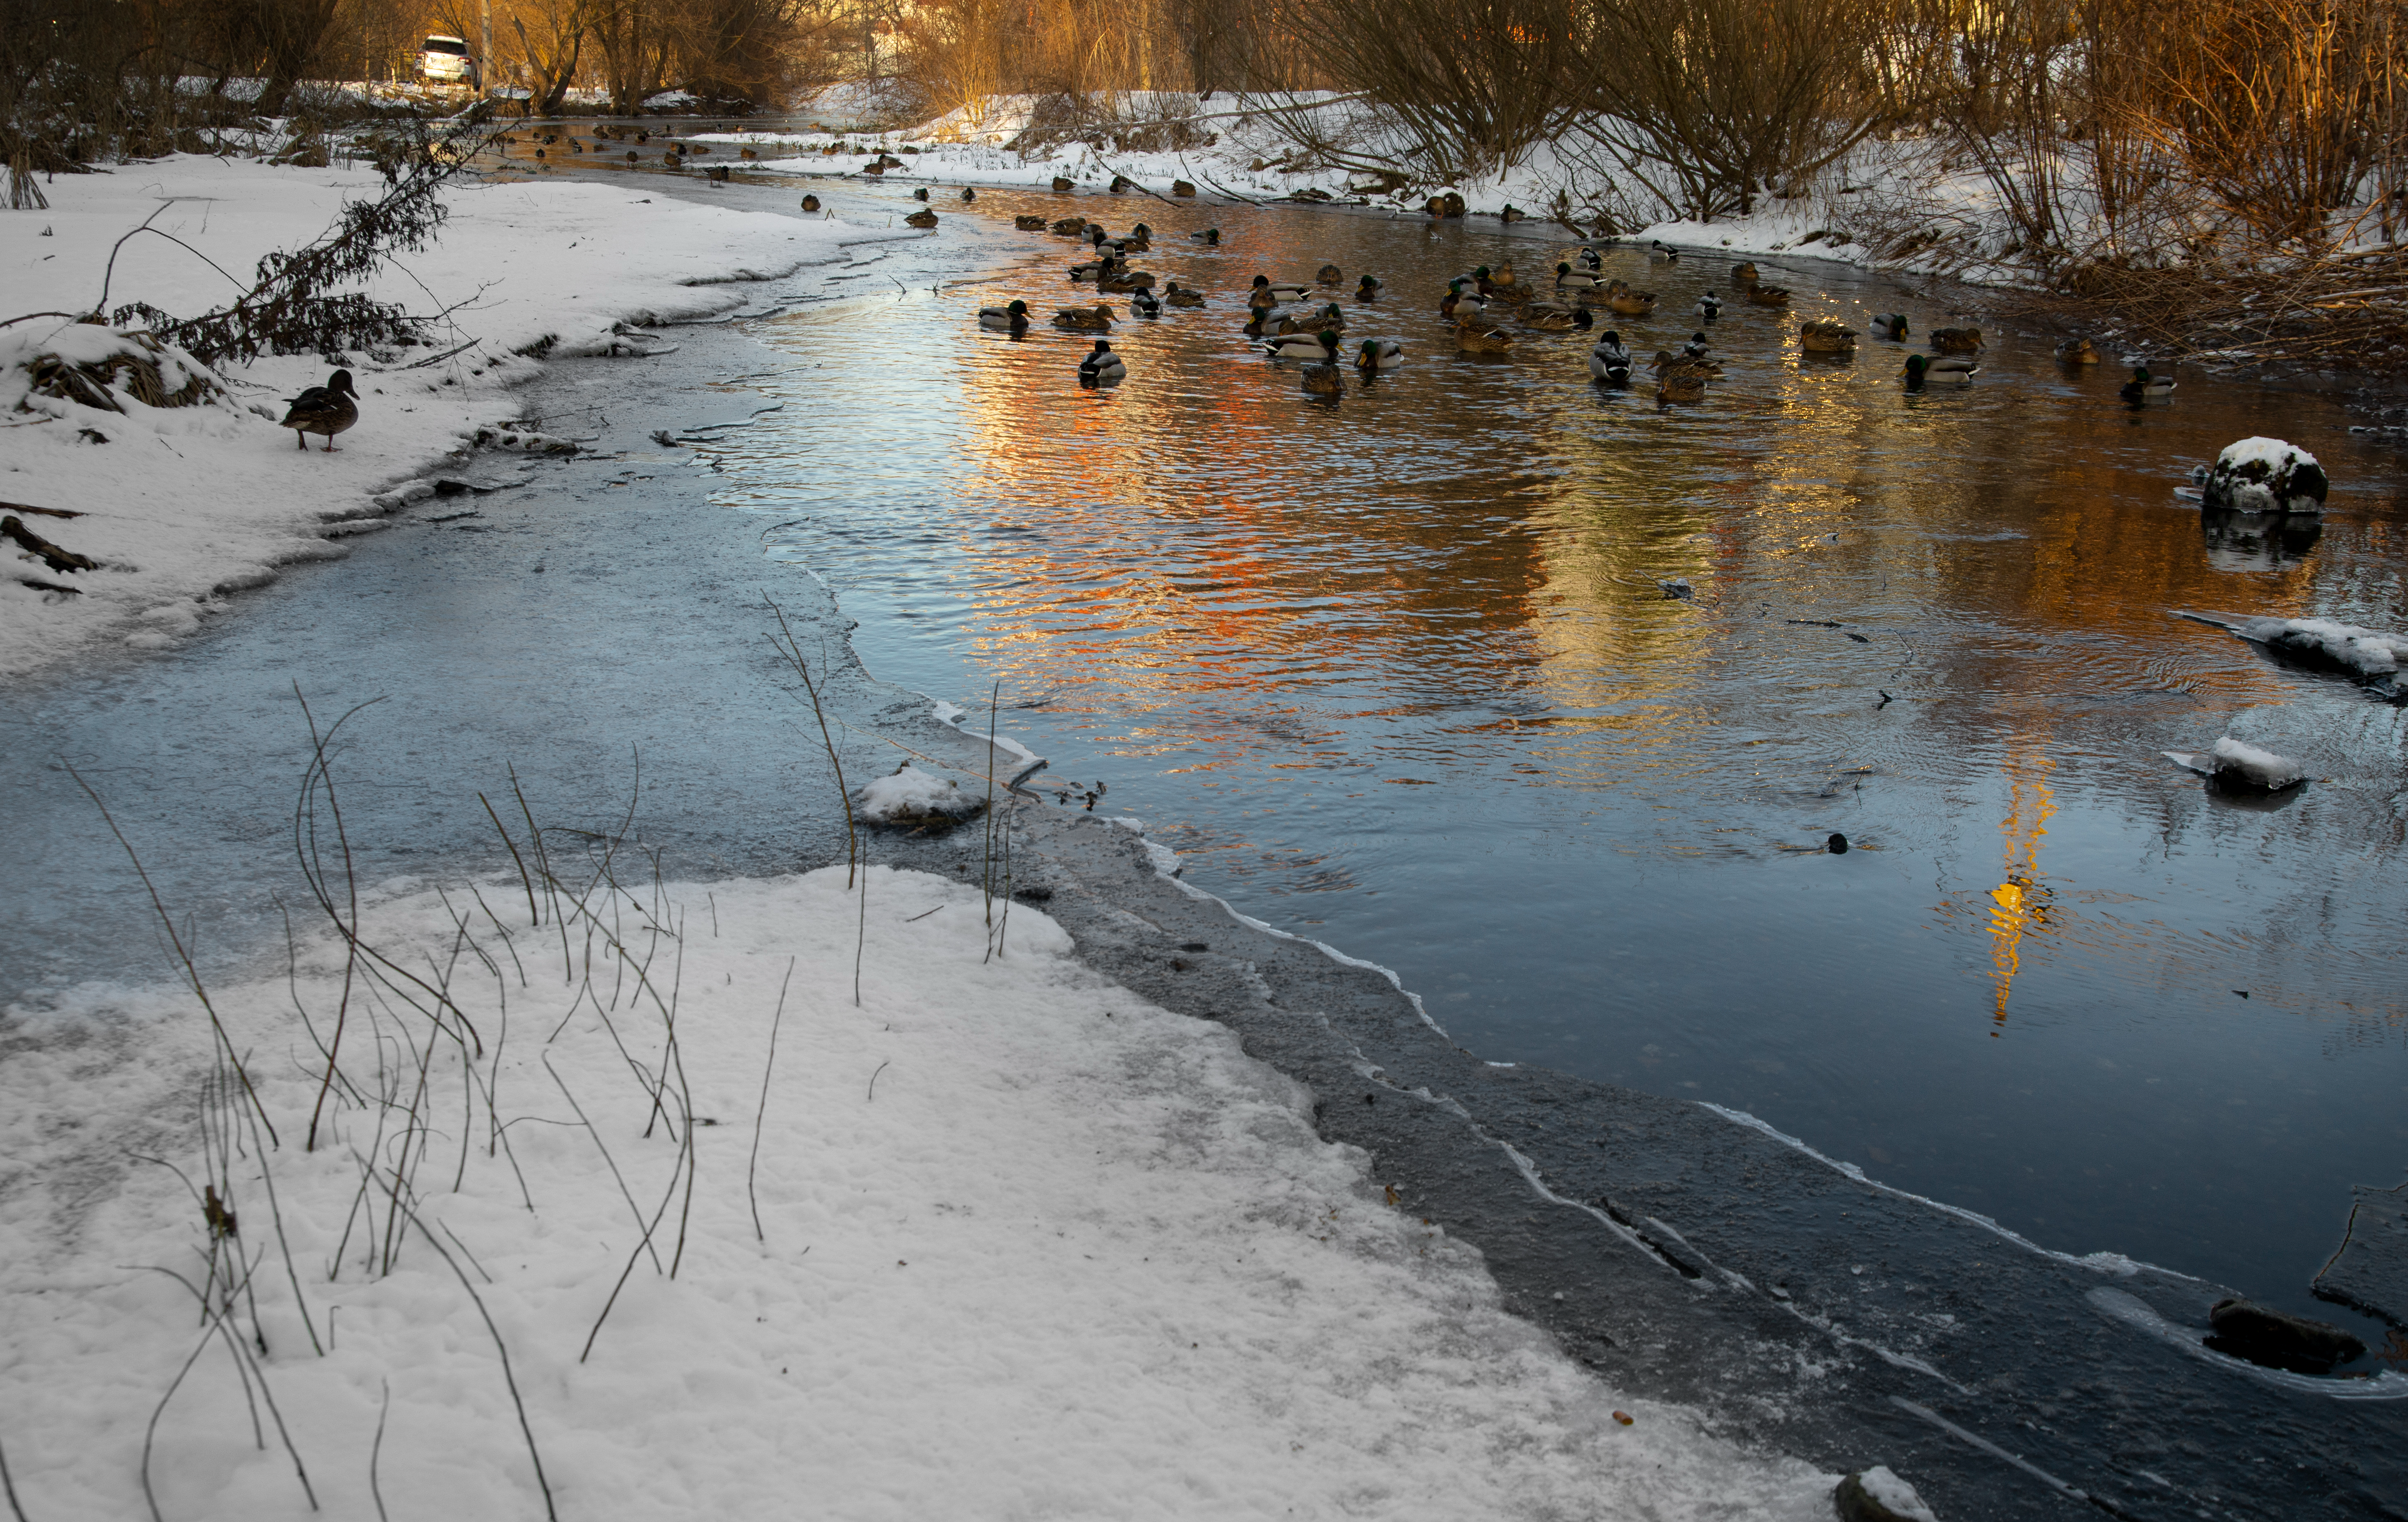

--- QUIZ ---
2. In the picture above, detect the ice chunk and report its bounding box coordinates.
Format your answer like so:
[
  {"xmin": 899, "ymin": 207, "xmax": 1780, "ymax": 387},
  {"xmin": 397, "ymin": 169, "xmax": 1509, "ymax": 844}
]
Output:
[
  {"xmin": 2240, "ymin": 616, "xmax": 2405, "ymax": 677},
  {"xmin": 1835, "ymin": 1466, "xmax": 1938, "ymax": 1522},
  {"xmin": 2200, "ymin": 437, "xmax": 2327, "ymax": 514},
  {"xmin": 855, "ymin": 762, "xmax": 983, "ymax": 824},
  {"xmin": 2208, "ymin": 736, "xmax": 2304, "ymax": 791}
]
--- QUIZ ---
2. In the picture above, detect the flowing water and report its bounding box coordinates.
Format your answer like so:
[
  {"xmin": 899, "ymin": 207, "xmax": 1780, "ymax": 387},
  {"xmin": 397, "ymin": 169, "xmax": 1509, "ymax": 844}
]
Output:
[{"xmin": 704, "ymin": 185, "xmax": 2408, "ymax": 1347}]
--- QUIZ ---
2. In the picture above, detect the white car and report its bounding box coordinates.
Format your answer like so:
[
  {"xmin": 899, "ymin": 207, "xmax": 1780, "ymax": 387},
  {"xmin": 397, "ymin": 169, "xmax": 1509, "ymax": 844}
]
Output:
[{"xmin": 418, "ymin": 35, "xmax": 476, "ymax": 87}]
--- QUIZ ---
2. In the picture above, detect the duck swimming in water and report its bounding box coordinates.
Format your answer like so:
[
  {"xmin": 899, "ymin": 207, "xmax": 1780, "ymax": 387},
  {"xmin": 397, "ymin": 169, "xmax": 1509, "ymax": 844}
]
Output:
[
  {"xmin": 1556, "ymin": 262, "xmax": 1605, "ymax": 290},
  {"xmin": 978, "ymin": 299, "xmax": 1031, "ymax": 333},
  {"xmin": 1589, "ymin": 332, "xmax": 1633, "ymax": 384},
  {"xmin": 2056, "ymin": 336, "xmax": 2100, "ymax": 365},
  {"xmin": 1695, "ymin": 292, "xmax": 1721, "ymax": 320},
  {"xmin": 1869, "ymin": 313, "xmax": 1908, "ymax": 340},
  {"xmin": 1302, "ymin": 361, "xmax": 1343, "ymax": 397},
  {"xmin": 1903, "ymin": 353, "xmax": 1978, "ymax": 387},
  {"xmin": 1164, "ymin": 280, "xmax": 1206, "ymax": 307},
  {"xmin": 1131, "ymin": 288, "xmax": 1163, "ymax": 317},
  {"xmin": 1316, "ymin": 263, "xmax": 1343, "ymax": 286},
  {"xmin": 1356, "ymin": 274, "xmax": 1383, "ymax": 301},
  {"xmin": 1253, "ymin": 274, "xmax": 1310, "ymax": 302},
  {"xmin": 1355, "ymin": 338, "xmax": 1404, "ymax": 373},
  {"xmin": 2120, "ymin": 365, "xmax": 2175, "ymax": 401},
  {"xmin": 278, "ymin": 368, "xmax": 358, "ymax": 451},
  {"xmin": 1078, "ymin": 340, "xmax": 1126, "ymax": 386},
  {"xmin": 1192, "ymin": 227, "xmax": 1220, "ymax": 244},
  {"xmin": 1054, "ymin": 302, "xmax": 1116, "ymax": 331},
  {"xmin": 1262, "ymin": 328, "xmax": 1342, "ymax": 362}
]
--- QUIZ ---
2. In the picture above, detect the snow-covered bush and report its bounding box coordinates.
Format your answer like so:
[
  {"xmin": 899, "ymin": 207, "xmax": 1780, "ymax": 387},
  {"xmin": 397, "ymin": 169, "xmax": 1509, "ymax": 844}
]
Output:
[
  {"xmin": 2200, "ymin": 437, "xmax": 2327, "ymax": 514},
  {"xmin": 2, "ymin": 321, "xmax": 219, "ymax": 418},
  {"xmin": 856, "ymin": 763, "xmax": 985, "ymax": 826}
]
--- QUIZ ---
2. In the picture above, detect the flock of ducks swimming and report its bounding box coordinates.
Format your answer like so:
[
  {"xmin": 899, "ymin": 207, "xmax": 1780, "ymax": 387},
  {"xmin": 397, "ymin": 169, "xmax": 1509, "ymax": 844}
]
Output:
[{"xmin": 975, "ymin": 222, "xmax": 2170, "ymax": 406}]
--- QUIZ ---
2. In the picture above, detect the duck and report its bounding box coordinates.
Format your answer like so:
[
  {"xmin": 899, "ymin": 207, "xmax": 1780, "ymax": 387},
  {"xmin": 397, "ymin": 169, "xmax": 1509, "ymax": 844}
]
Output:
[
  {"xmin": 1746, "ymin": 284, "xmax": 1792, "ymax": 307},
  {"xmin": 1650, "ymin": 240, "xmax": 1680, "ymax": 262},
  {"xmin": 1316, "ymin": 263, "xmax": 1343, "ymax": 286},
  {"xmin": 1606, "ymin": 284, "xmax": 1658, "ymax": 316},
  {"xmin": 804, "ymin": 194, "xmax": 824, "ymax": 213},
  {"xmin": 1654, "ymin": 351, "xmax": 1723, "ymax": 379},
  {"xmin": 1253, "ymin": 274, "xmax": 1310, "ymax": 302},
  {"xmin": 1354, "ymin": 338, "xmax": 1404, "ymax": 373},
  {"xmin": 1262, "ymin": 328, "xmax": 1342, "ymax": 362},
  {"xmin": 1482, "ymin": 262, "xmax": 1532, "ymax": 304},
  {"xmin": 978, "ymin": 299, "xmax": 1032, "ymax": 333},
  {"xmin": 1302, "ymin": 300, "xmax": 1347, "ymax": 332},
  {"xmin": 1695, "ymin": 292, "xmax": 1722, "ymax": 320},
  {"xmin": 1799, "ymin": 319, "xmax": 1858, "ymax": 354},
  {"xmin": 1681, "ymin": 331, "xmax": 1712, "ymax": 359},
  {"xmin": 1520, "ymin": 304, "xmax": 1594, "ymax": 332},
  {"xmin": 2056, "ymin": 336, "xmax": 2100, "ymax": 365},
  {"xmin": 1097, "ymin": 269, "xmax": 1156, "ymax": 293},
  {"xmin": 1054, "ymin": 302, "xmax": 1116, "ymax": 331},
  {"xmin": 1049, "ymin": 215, "xmax": 1088, "ymax": 235},
  {"xmin": 1657, "ymin": 371, "xmax": 1707, "ymax": 405},
  {"xmin": 1014, "ymin": 213, "xmax": 1046, "ymax": 230},
  {"xmin": 1078, "ymin": 340, "xmax": 1126, "ymax": 387},
  {"xmin": 1556, "ymin": 262, "xmax": 1606, "ymax": 290},
  {"xmin": 2120, "ymin": 365, "xmax": 2175, "ymax": 401},
  {"xmin": 1454, "ymin": 321, "xmax": 1515, "ymax": 354},
  {"xmin": 1929, "ymin": 326, "xmax": 1983, "ymax": 354},
  {"xmin": 1902, "ymin": 353, "xmax": 1978, "ymax": 387},
  {"xmin": 960, "ymin": 186, "xmax": 977, "ymax": 202},
  {"xmin": 1439, "ymin": 281, "xmax": 1485, "ymax": 321},
  {"xmin": 1576, "ymin": 246, "xmax": 1604, "ymax": 271},
  {"xmin": 1164, "ymin": 281, "xmax": 1206, "ymax": 307},
  {"xmin": 1588, "ymin": 333, "xmax": 1633, "ymax": 384},
  {"xmin": 1869, "ymin": 313, "xmax": 1909, "ymax": 340},
  {"xmin": 1355, "ymin": 274, "xmax": 1383, "ymax": 301},
  {"xmin": 912, "ymin": 186, "xmax": 930, "ymax": 201},
  {"xmin": 1192, "ymin": 227, "xmax": 1220, "ymax": 244},
  {"xmin": 1131, "ymin": 288, "xmax": 1164, "ymax": 317},
  {"xmin": 904, "ymin": 208, "xmax": 937, "ymax": 228},
  {"xmin": 278, "ymin": 368, "xmax": 358, "ymax": 451},
  {"xmin": 1302, "ymin": 362, "xmax": 1343, "ymax": 397},
  {"xmin": 1731, "ymin": 261, "xmax": 1760, "ymax": 283},
  {"xmin": 1130, "ymin": 222, "xmax": 1153, "ymax": 244}
]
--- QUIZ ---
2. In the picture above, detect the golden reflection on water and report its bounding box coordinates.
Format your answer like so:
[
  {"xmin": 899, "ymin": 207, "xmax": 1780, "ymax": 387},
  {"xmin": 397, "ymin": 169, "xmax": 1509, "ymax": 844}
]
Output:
[{"xmin": 1987, "ymin": 747, "xmax": 2060, "ymax": 1033}]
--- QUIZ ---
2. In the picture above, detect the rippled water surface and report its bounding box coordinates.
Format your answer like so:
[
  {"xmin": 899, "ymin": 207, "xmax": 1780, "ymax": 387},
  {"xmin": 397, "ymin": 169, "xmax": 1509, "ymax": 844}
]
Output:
[{"xmin": 712, "ymin": 186, "xmax": 2408, "ymax": 1337}]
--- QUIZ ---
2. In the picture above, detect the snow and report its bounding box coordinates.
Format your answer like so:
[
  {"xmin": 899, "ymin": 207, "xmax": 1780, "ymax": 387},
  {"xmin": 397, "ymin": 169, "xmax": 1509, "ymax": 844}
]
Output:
[
  {"xmin": 1855, "ymin": 1465, "xmax": 1939, "ymax": 1522},
  {"xmin": 0, "ymin": 865, "xmax": 1839, "ymax": 1519},
  {"xmin": 2208, "ymin": 736, "xmax": 2305, "ymax": 790},
  {"xmin": 2203, "ymin": 437, "xmax": 2326, "ymax": 513},
  {"xmin": 855, "ymin": 761, "xmax": 982, "ymax": 823},
  {"xmin": 2239, "ymin": 616, "xmax": 2407, "ymax": 677},
  {"xmin": 0, "ymin": 154, "xmax": 862, "ymax": 677}
]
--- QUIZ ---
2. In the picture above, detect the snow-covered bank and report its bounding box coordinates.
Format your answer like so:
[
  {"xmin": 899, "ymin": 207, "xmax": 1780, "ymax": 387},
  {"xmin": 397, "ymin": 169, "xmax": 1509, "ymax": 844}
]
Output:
[
  {"xmin": 0, "ymin": 155, "xmax": 865, "ymax": 679},
  {"xmin": 0, "ymin": 864, "xmax": 1837, "ymax": 1519}
]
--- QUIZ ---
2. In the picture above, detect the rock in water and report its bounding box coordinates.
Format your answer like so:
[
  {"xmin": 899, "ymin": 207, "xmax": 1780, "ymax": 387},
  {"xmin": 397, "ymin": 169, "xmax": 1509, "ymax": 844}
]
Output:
[
  {"xmin": 2201, "ymin": 436, "xmax": 2327, "ymax": 514},
  {"xmin": 1828, "ymin": 833, "xmax": 1849, "ymax": 854},
  {"xmin": 2207, "ymin": 1296, "xmax": 2366, "ymax": 1374},
  {"xmin": 1833, "ymin": 1466, "xmax": 1937, "ymax": 1522}
]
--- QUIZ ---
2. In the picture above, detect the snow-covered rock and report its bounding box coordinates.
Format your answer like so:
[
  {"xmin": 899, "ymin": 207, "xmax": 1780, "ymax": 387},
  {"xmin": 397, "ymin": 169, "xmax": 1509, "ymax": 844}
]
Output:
[
  {"xmin": 2240, "ymin": 616, "xmax": 2406, "ymax": 678},
  {"xmin": 856, "ymin": 761, "xmax": 984, "ymax": 824},
  {"xmin": 2200, "ymin": 437, "xmax": 2327, "ymax": 514},
  {"xmin": 2163, "ymin": 737, "xmax": 2307, "ymax": 792},
  {"xmin": 1834, "ymin": 1466, "xmax": 1939, "ymax": 1522}
]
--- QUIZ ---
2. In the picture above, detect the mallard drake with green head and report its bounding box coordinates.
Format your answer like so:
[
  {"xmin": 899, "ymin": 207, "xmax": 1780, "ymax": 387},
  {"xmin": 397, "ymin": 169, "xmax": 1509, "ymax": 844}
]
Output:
[
  {"xmin": 1254, "ymin": 275, "xmax": 1310, "ymax": 302},
  {"xmin": 1356, "ymin": 274, "xmax": 1382, "ymax": 301},
  {"xmin": 1576, "ymin": 246, "xmax": 1604, "ymax": 271},
  {"xmin": 1555, "ymin": 262, "xmax": 1605, "ymax": 290},
  {"xmin": 1695, "ymin": 293, "xmax": 1722, "ymax": 320},
  {"xmin": 1191, "ymin": 227, "xmax": 1220, "ymax": 244},
  {"xmin": 1649, "ymin": 240, "xmax": 1680, "ymax": 263},
  {"xmin": 1054, "ymin": 302, "xmax": 1116, "ymax": 331},
  {"xmin": 1131, "ymin": 288, "xmax": 1163, "ymax": 317},
  {"xmin": 1078, "ymin": 340, "xmax": 1126, "ymax": 387},
  {"xmin": 978, "ymin": 299, "xmax": 1031, "ymax": 333},
  {"xmin": 1439, "ymin": 281, "xmax": 1485, "ymax": 321},
  {"xmin": 279, "ymin": 369, "xmax": 358, "ymax": 452},
  {"xmin": 1589, "ymin": 333, "xmax": 1633, "ymax": 383},
  {"xmin": 1302, "ymin": 300, "xmax": 1347, "ymax": 333},
  {"xmin": 1869, "ymin": 313, "xmax": 1908, "ymax": 340},
  {"xmin": 1903, "ymin": 353, "xmax": 1977, "ymax": 387},
  {"xmin": 2120, "ymin": 366, "xmax": 2175, "ymax": 400},
  {"xmin": 1355, "ymin": 338, "xmax": 1403, "ymax": 373},
  {"xmin": 1261, "ymin": 329, "xmax": 1342, "ymax": 362}
]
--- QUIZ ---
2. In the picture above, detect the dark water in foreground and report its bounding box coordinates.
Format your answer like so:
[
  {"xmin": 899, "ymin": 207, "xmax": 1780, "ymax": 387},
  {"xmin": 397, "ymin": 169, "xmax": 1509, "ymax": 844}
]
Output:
[{"xmin": 709, "ymin": 185, "xmax": 2408, "ymax": 1351}]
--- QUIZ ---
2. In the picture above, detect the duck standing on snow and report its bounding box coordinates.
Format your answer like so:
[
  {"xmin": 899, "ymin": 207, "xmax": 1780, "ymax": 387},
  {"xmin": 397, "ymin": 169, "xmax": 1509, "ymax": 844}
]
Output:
[
  {"xmin": 2120, "ymin": 366, "xmax": 2175, "ymax": 401},
  {"xmin": 1132, "ymin": 288, "xmax": 1164, "ymax": 317},
  {"xmin": 279, "ymin": 369, "xmax": 358, "ymax": 452},
  {"xmin": 1870, "ymin": 313, "xmax": 1908, "ymax": 340},
  {"xmin": 1903, "ymin": 353, "xmax": 1977, "ymax": 387},
  {"xmin": 1589, "ymin": 332, "xmax": 1633, "ymax": 384},
  {"xmin": 979, "ymin": 299, "xmax": 1032, "ymax": 333},
  {"xmin": 1078, "ymin": 340, "xmax": 1126, "ymax": 387},
  {"xmin": 1355, "ymin": 338, "xmax": 1404, "ymax": 374}
]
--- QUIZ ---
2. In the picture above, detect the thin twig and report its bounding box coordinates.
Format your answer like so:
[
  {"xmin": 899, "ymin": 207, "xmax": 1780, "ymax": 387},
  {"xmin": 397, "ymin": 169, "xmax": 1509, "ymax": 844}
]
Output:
[
  {"xmin": 399, "ymin": 1205, "xmax": 557, "ymax": 1521},
  {"xmin": 748, "ymin": 958, "xmax": 795, "ymax": 1243}
]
